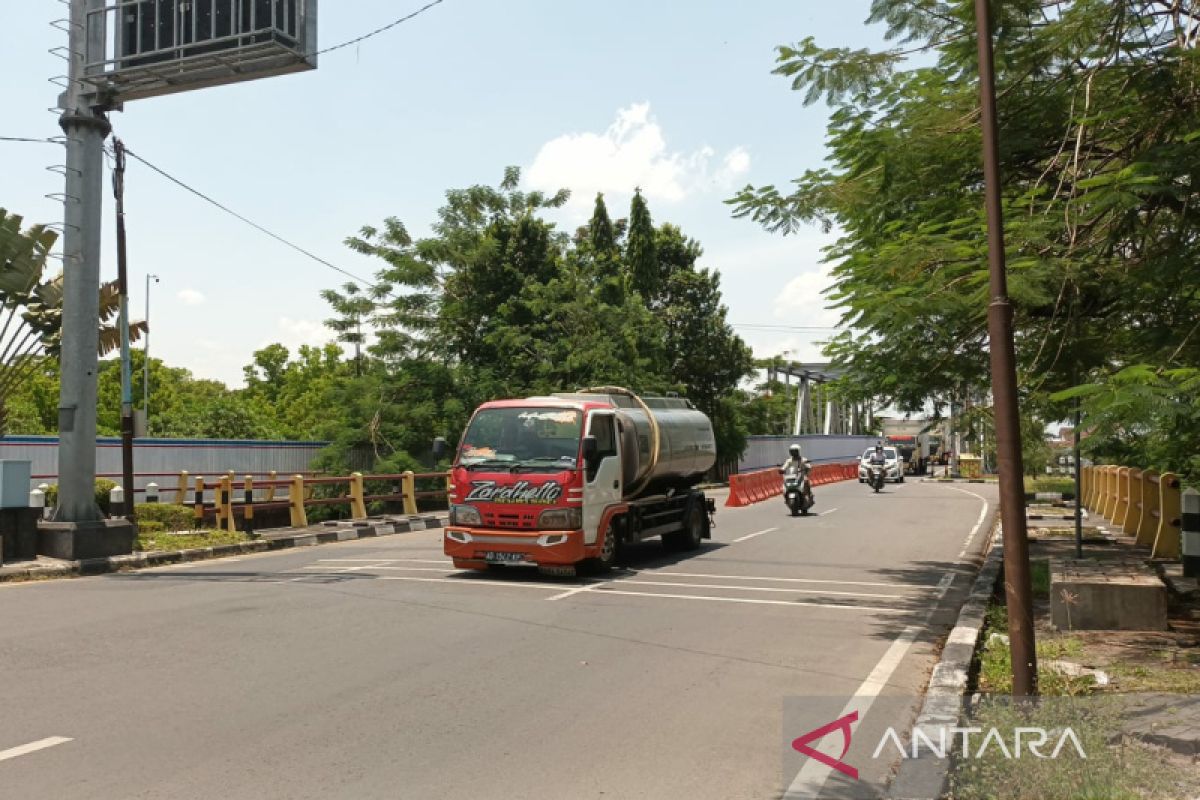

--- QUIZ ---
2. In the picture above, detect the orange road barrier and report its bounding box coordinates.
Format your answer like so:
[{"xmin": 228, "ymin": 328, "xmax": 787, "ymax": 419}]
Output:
[{"xmin": 725, "ymin": 462, "xmax": 856, "ymax": 507}]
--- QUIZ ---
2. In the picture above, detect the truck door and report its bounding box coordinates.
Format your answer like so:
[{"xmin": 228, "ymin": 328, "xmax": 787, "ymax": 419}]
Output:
[{"xmin": 583, "ymin": 411, "xmax": 622, "ymax": 546}]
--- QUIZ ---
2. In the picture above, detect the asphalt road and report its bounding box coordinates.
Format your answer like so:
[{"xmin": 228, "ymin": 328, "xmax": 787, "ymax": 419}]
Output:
[{"xmin": 0, "ymin": 477, "xmax": 996, "ymax": 800}]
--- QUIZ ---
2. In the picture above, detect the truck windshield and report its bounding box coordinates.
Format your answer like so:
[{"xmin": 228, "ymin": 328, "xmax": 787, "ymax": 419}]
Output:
[{"xmin": 457, "ymin": 407, "xmax": 583, "ymax": 469}]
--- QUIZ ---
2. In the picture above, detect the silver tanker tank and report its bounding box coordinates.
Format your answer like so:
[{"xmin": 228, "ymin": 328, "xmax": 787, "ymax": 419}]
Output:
[{"xmin": 555, "ymin": 387, "xmax": 717, "ymax": 497}]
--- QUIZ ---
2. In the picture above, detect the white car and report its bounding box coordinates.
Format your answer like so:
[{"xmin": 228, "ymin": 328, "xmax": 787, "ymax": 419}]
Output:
[{"xmin": 858, "ymin": 446, "xmax": 904, "ymax": 483}]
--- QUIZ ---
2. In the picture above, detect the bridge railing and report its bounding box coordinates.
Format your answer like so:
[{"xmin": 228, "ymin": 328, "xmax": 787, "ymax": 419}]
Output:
[
  {"xmin": 1082, "ymin": 464, "xmax": 1183, "ymax": 558},
  {"xmin": 145, "ymin": 471, "xmax": 452, "ymax": 535}
]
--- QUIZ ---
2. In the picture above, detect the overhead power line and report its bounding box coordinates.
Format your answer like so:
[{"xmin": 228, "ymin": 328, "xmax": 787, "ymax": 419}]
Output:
[
  {"xmin": 730, "ymin": 323, "xmax": 839, "ymax": 331},
  {"xmin": 313, "ymin": 0, "xmax": 447, "ymax": 57},
  {"xmin": 120, "ymin": 146, "xmax": 378, "ymax": 290},
  {"xmin": 0, "ymin": 136, "xmax": 60, "ymax": 145}
]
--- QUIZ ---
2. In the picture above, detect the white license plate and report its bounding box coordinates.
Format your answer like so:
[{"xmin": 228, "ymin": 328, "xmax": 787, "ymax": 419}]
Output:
[{"xmin": 482, "ymin": 551, "xmax": 526, "ymax": 564}]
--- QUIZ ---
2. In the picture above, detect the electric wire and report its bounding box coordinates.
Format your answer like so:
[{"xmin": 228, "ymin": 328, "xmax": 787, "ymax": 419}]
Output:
[
  {"xmin": 119, "ymin": 146, "xmax": 381, "ymax": 292},
  {"xmin": 309, "ymin": 0, "xmax": 446, "ymax": 58}
]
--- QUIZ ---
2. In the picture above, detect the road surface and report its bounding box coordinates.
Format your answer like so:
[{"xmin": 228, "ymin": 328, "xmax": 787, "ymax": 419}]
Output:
[{"xmin": 0, "ymin": 477, "xmax": 996, "ymax": 799}]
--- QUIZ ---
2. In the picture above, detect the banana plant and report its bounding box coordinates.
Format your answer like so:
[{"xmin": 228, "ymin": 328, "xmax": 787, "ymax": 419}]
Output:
[{"xmin": 0, "ymin": 208, "xmax": 147, "ymax": 433}]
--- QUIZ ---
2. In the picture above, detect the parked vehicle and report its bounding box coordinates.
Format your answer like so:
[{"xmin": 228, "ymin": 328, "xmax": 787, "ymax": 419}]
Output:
[
  {"xmin": 783, "ymin": 465, "xmax": 813, "ymax": 516},
  {"xmin": 444, "ymin": 387, "xmax": 716, "ymax": 575},
  {"xmin": 857, "ymin": 446, "xmax": 903, "ymax": 484}
]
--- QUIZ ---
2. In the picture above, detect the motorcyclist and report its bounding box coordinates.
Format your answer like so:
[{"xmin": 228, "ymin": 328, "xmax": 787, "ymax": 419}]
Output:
[
  {"xmin": 869, "ymin": 443, "xmax": 888, "ymax": 467},
  {"xmin": 780, "ymin": 444, "xmax": 811, "ymax": 476}
]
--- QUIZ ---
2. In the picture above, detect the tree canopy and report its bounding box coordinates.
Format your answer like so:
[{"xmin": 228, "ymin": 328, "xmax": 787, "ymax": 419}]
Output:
[{"xmin": 729, "ymin": 0, "xmax": 1200, "ymax": 480}]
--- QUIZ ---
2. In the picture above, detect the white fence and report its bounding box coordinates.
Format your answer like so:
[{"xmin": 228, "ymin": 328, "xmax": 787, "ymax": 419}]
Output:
[
  {"xmin": 0, "ymin": 436, "xmax": 327, "ymax": 499},
  {"xmin": 738, "ymin": 435, "xmax": 879, "ymax": 473}
]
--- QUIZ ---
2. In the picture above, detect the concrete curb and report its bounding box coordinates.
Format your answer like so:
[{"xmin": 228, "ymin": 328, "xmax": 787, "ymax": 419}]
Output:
[
  {"xmin": 0, "ymin": 514, "xmax": 446, "ymax": 584},
  {"xmin": 888, "ymin": 526, "xmax": 1005, "ymax": 800}
]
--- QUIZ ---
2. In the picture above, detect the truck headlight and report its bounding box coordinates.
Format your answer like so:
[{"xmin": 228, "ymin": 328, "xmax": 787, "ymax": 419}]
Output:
[
  {"xmin": 450, "ymin": 504, "xmax": 482, "ymax": 526},
  {"xmin": 537, "ymin": 507, "xmax": 582, "ymax": 530}
]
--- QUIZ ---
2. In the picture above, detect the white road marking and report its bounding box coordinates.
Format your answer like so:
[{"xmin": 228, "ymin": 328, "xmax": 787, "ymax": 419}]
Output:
[
  {"xmin": 375, "ymin": 575, "xmax": 561, "ymax": 592},
  {"xmin": 943, "ymin": 486, "xmax": 991, "ymax": 560},
  {"xmin": 0, "ymin": 737, "xmax": 72, "ymax": 763},
  {"xmin": 314, "ymin": 558, "xmax": 452, "ymax": 565},
  {"xmin": 620, "ymin": 579, "xmax": 910, "ymax": 600},
  {"xmin": 545, "ymin": 581, "xmax": 610, "ymax": 601},
  {"xmin": 732, "ymin": 527, "xmax": 778, "ymax": 543},
  {"xmin": 592, "ymin": 588, "xmax": 907, "ymax": 614},
  {"xmin": 818, "ymin": 507, "xmax": 839, "ymax": 517},
  {"xmin": 785, "ymin": 572, "xmax": 956, "ymax": 797},
  {"xmin": 645, "ymin": 570, "xmax": 941, "ymax": 590}
]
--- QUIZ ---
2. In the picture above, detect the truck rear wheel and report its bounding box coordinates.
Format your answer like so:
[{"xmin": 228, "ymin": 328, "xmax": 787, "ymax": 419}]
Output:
[{"xmin": 664, "ymin": 503, "xmax": 704, "ymax": 552}]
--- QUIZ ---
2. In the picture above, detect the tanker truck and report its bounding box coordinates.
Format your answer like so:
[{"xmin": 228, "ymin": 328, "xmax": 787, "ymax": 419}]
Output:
[{"xmin": 443, "ymin": 387, "xmax": 717, "ymax": 575}]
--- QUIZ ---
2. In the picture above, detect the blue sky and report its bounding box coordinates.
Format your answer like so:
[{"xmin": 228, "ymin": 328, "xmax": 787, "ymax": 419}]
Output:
[{"xmin": 2, "ymin": 0, "xmax": 894, "ymax": 387}]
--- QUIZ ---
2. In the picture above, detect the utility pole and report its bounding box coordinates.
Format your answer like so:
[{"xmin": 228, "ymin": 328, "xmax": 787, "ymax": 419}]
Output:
[
  {"xmin": 974, "ymin": 0, "xmax": 1038, "ymax": 696},
  {"xmin": 53, "ymin": 0, "xmax": 109, "ymax": 524},
  {"xmin": 113, "ymin": 139, "xmax": 134, "ymax": 520}
]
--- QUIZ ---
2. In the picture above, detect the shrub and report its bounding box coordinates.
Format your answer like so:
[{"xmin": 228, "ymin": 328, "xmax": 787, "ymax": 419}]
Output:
[
  {"xmin": 135, "ymin": 503, "xmax": 195, "ymax": 532},
  {"xmin": 94, "ymin": 478, "xmax": 118, "ymax": 514},
  {"xmin": 42, "ymin": 480, "xmax": 126, "ymax": 512},
  {"xmin": 137, "ymin": 520, "xmax": 167, "ymax": 534}
]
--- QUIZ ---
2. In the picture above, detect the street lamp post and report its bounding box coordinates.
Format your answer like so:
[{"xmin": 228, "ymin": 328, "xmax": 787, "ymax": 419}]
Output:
[{"xmin": 144, "ymin": 273, "xmax": 159, "ymax": 435}]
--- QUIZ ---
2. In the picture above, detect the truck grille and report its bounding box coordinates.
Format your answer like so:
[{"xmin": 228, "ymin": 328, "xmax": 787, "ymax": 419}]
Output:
[{"xmin": 481, "ymin": 509, "xmax": 539, "ymax": 530}]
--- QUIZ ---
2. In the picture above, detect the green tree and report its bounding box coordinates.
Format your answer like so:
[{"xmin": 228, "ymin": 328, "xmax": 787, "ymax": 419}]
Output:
[
  {"xmin": 625, "ymin": 188, "xmax": 657, "ymax": 303},
  {"xmin": 729, "ymin": 1, "xmax": 1200, "ymax": 479}
]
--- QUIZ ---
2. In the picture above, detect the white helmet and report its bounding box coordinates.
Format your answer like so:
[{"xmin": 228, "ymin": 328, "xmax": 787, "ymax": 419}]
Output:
[{"xmin": 789, "ymin": 444, "xmax": 802, "ymax": 458}]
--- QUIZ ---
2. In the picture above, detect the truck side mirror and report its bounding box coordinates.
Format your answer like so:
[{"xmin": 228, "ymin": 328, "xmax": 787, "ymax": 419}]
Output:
[
  {"xmin": 432, "ymin": 437, "xmax": 447, "ymax": 460},
  {"xmin": 581, "ymin": 436, "xmax": 598, "ymax": 475}
]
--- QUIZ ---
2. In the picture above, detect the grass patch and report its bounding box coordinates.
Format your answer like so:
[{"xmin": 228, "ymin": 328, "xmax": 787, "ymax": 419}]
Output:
[
  {"xmin": 1031, "ymin": 559, "xmax": 1050, "ymax": 595},
  {"xmin": 137, "ymin": 529, "xmax": 249, "ymax": 553},
  {"xmin": 1025, "ymin": 477, "xmax": 1078, "ymax": 496},
  {"xmin": 1106, "ymin": 663, "xmax": 1200, "ymax": 694},
  {"xmin": 949, "ymin": 695, "xmax": 1177, "ymax": 800},
  {"xmin": 978, "ymin": 604, "xmax": 1091, "ymax": 695}
]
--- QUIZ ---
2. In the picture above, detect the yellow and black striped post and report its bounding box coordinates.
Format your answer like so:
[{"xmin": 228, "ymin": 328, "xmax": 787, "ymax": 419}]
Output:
[
  {"xmin": 243, "ymin": 475, "xmax": 256, "ymax": 537},
  {"xmin": 193, "ymin": 476, "xmax": 205, "ymax": 527}
]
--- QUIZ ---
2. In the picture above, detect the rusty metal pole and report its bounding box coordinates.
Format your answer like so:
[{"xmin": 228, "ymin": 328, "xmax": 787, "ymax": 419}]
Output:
[{"xmin": 974, "ymin": 0, "xmax": 1037, "ymax": 696}]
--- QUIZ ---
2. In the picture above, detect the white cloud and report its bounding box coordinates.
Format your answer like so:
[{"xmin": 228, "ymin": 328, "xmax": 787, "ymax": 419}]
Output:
[
  {"xmin": 272, "ymin": 317, "xmax": 336, "ymax": 350},
  {"xmin": 773, "ymin": 266, "xmax": 841, "ymax": 329},
  {"xmin": 177, "ymin": 288, "xmax": 205, "ymax": 306},
  {"xmin": 526, "ymin": 103, "xmax": 750, "ymax": 211}
]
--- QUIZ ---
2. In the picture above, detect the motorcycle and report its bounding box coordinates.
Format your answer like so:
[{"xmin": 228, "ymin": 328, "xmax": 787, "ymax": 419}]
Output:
[
  {"xmin": 784, "ymin": 466, "xmax": 814, "ymax": 516},
  {"xmin": 868, "ymin": 463, "xmax": 886, "ymax": 493}
]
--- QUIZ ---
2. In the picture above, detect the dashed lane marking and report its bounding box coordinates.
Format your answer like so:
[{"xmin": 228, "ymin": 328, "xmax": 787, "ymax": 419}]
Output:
[
  {"xmin": 732, "ymin": 527, "xmax": 778, "ymax": 543},
  {"xmin": 0, "ymin": 737, "xmax": 72, "ymax": 763}
]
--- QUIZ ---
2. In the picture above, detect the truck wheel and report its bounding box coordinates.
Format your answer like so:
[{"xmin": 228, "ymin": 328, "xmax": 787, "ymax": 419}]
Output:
[
  {"xmin": 580, "ymin": 525, "xmax": 622, "ymax": 575},
  {"xmin": 664, "ymin": 504, "xmax": 704, "ymax": 552}
]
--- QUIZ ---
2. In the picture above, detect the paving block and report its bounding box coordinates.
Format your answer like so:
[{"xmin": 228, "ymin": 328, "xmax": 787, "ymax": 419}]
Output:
[{"xmin": 1050, "ymin": 558, "xmax": 1168, "ymax": 631}]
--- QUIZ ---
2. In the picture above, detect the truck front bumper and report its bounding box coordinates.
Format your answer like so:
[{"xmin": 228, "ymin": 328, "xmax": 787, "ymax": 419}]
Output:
[{"xmin": 443, "ymin": 527, "xmax": 589, "ymax": 569}]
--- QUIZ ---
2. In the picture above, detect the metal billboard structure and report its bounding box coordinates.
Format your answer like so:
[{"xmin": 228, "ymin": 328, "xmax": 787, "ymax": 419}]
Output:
[
  {"xmin": 82, "ymin": 0, "xmax": 318, "ymax": 103},
  {"xmin": 47, "ymin": 0, "xmax": 317, "ymax": 546}
]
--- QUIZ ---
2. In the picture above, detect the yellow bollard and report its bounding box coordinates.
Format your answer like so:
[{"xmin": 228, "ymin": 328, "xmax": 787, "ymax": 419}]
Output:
[
  {"xmin": 1152, "ymin": 473, "xmax": 1183, "ymax": 559},
  {"xmin": 1080, "ymin": 466, "xmax": 1091, "ymax": 511},
  {"xmin": 266, "ymin": 470, "xmax": 278, "ymax": 502},
  {"xmin": 242, "ymin": 475, "xmax": 255, "ymax": 535},
  {"xmin": 177, "ymin": 470, "xmax": 190, "ymax": 504},
  {"xmin": 401, "ymin": 471, "xmax": 418, "ymax": 516},
  {"xmin": 193, "ymin": 476, "xmax": 206, "ymax": 527},
  {"xmin": 220, "ymin": 475, "xmax": 236, "ymax": 533},
  {"xmin": 1102, "ymin": 466, "xmax": 1119, "ymax": 521},
  {"xmin": 1136, "ymin": 471, "xmax": 1161, "ymax": 547},
  {"xmin": 289, "ymin": 474, "xmax": 308, "ymax": 529},
  {"xmin": 1113, "ymin": 467, "xmax": 1132, "ymax": 528},
  {"xmin": 1124, "ymin": 469, "xmax": 1144, "ymax": 537},
  {"xmin": 349, "ymin": 472, "xmax": 367, "ymax": 520}
]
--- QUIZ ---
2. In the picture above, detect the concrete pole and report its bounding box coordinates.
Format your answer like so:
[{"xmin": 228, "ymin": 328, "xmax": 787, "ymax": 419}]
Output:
[{"xmin": 53, "ymin": 0, "xmax": 110, "ymax": 522}]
